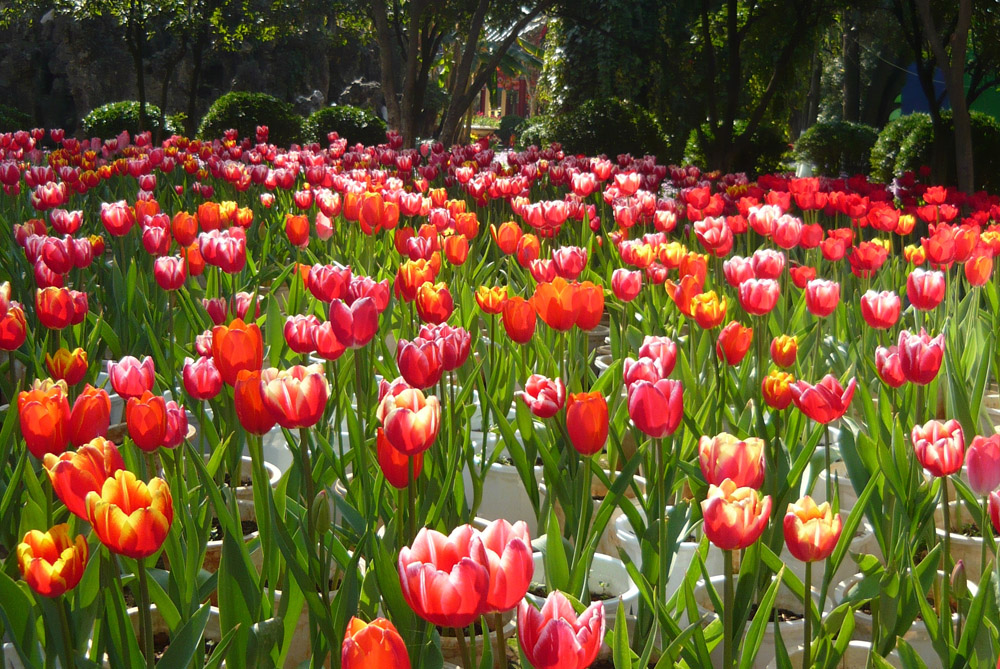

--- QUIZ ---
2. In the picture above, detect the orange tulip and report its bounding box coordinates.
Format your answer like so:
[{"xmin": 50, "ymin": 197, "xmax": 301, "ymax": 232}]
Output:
[
  {"xmin": 376, "ymin": 428, "xmax": 424, "ymax": 489},
  {"xmin": 211, "ymin": 318, "xmax": 263, "ymax": 385},
  {"xmin": 68, "ymin": 384, "xmax": 111, "ymax": 446},
  {"xmin": 716, "ymin": 322, "xmax": 752, "ymax": 365},
  {"xmin": 415, "ymin": 282, "xmax": 454, "ymax": 325},
  {"xmin": 698, "ymin": 433, "xmax": 765, "ymax": 489},
  {"xmin": 491, "ymin": 221, "xmax": 523, "ymax": 254},
  {"xmin": 665, "ymin": 275, "xmax": 704, "ymax": 317},
  {"xmin": 762, "ymin": 370, "xmax": 794, "ymax": 410},
  {"xmin": 196, "ymin": 201, "xmax": 222, "ymax": 231},
  {"xmin": 0, "ymin": 302, "xmax": 27, "ymax": 350},
  {"xmin": 783, "ymin": 496, "xmax": 842, "ymax": 562},
  {"xmin": 171, "ymin": 211, "xmax": 198, "ymax": 247},
  {"xmin": 285, "ymin": 213, "xmax": 310, "ymax": 248},
  {"xmin": 43, "ymin": 437, "xmax": 125, "ymax": 520},
  {"xmin": 443, "ymin": 234, "xmax": 469, "ymax": 265},
  {"xmin": 770, "ymin": 335, "xmax": 797, "ymax": 368},
  {"xmin": 45, "ymin": 347, "xmax": 88, "ymax": 385},
  {"xmin": 86, "ymin": 470, "xmax": 173, "ymax": 559},
  {"xmin": 690, "ymin": 291, "xmax": 727, "ymax": 329},
  {"xmin": 502, "ymin": 296, "xmax": 536, "ymax": 344},
  {"xmin": 701, "ymin": 479, "xmax": 772, "ymax": 551},
  {"xmin": 17, "ymin": 524, "xmax": 88, "ymax": 597},
  {"xmin": 126, "ymin": 391, "xmax": 167, "ymax": 452},
  {"xmin": 566, "ymin": 391, "xmax": 608, "ymax": 456},
  {"xmin": 342, "ymin": 616, "xmax": 411, "ymax": 669},
  {"xmin": 395, "ymin": 259, "xmax": 437, "ymax": 302},
  {"xmin": 18, "ymin": 379, "xmax": 70, "ymax": 459},
  {"xmin": 475, "ymin": 286, "xmax": 507, "ymax": 315},
  {"xmin": 574, "ymin": 281, "xmax": 605, "ymax": 331},
  {"xmin": 234, "ymin": 369, "xmax": 277, "ymax": 435},
  {"xmin": 532, "ymin": 277, "xmax": 578, "ymax": 331}
]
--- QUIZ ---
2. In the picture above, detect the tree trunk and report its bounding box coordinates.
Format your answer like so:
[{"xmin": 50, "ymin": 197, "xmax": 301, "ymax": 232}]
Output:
[
  {"xmin": 916, "ymin": 0, "xmax": 973, "ymax": 193},
  {"xmin": 370, "ymin": 0, "xmax": 402, "ymax": 132},
  {"xmin": 156, "ymin": 35, "xmax": 188, "ymax": 143}
]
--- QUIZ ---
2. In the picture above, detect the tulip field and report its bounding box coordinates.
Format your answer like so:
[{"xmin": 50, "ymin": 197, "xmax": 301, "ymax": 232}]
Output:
[{"xmin": 3, "ymin": 126, "xmax": 1000, "ymax": 669}]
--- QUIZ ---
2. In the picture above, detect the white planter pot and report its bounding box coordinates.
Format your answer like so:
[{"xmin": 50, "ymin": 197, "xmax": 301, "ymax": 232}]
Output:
[
  {"xmin": 614, "ymin": 509, "xmax": 725, "ymax": 600},
  {"xmin": 768, "ymin": 640, "xmax": 902, "ymax": 668},
  {"xmin": 120, "ymin": 605, "xmax": 224, "ymax": 668},
  {"xmin": 694, "ymin": 574, "xmax": 832, "ymax": 668},
  {"xmin": 463, "ymin": 457, "xmax": 543, "ymax": 536},
  {"xmin": 528, "ymin": 552, "xmax": 639, "ymax": 623},
  {"xmin": 933, "ymin": 500, "xmax": 988, "ymax": 581},
  {"xmin": 808, "ymin": 460, "xmax": 859, "ymax": 514},
  {"xmin": 201, "ymin": 454, "xmax": 281, "ymax": 503},
  {"xmin": 438, "ymin": 614, "xmax": 515, "ymax": 669},
  {"xmin": 836, "ymin": 571, "xmax": 976, "ymax": 662}
]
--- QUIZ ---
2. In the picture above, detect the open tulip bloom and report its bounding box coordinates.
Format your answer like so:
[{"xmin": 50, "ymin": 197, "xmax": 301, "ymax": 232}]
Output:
[{"xmin": 5, "ymin": 126, "xmax": 1000, "ymax": 669}]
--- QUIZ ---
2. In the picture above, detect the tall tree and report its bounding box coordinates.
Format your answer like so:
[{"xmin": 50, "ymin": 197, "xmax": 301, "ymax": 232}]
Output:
[{"xmin": 368, "ymin": 0, "xmax": 552, "ymax": 147}]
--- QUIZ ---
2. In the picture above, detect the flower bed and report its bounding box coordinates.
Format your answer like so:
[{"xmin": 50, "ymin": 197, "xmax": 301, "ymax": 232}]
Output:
[{"xmin": 0, "ymin": 125, "xmax": 998, "ymax": 668}]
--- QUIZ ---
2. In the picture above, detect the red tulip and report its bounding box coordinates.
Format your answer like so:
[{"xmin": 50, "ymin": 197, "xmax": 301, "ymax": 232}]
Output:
[
  {"xmin": 307, "ymin": 264, "xmax": 352, "ymax": 303},
  {"xmin": 521, "ymin": 374, "xmax": 566, "ymax": 419},
  {"xmin": 783, "ymin": 496, "xmax": 842, "ymax": 562},
  {"xmin": 395, "ymin": 337, "xmax": 444, "ymax": 389},
  {"xmin": 723, "ymin": 256, "xmax": 755, "ymax": 287},
  {"xmin": 234, "ymin": 370, "xmax": 277, "ymax": 435},
  {"xmin": 285, "ymin": 213, "xmax": 310, "ymax": 248},
  {"xmin": 566, "ymin": 391, "xmax": 609, "ymax": 455},
  {"xmin": 126, "ymin": 391, "xmax": 167, "ymax": 452},
  {"xmin": 377, "ymin": 387, "xmax": 441, "ymax": 456},
  {"xmin": 260, "ymin": 364, "xmax": 330, "ymax": 429},
  {"xmin": 397, "ymin": 525, "xmax": 490, "ymax": 627},
  {"xmin": 906, "ymin": 268, "xmax": 945, "ymax": 311},
  {"xmin": 701, "ymin": 479, "xmax": 772, "ymax": 550},
  {"xmin": 551, "ymin": 246, "xmax": 587, "ymax": 280},
  {"xmin": 330, "ymin": 297, "xmax": 379, "ymax": 349},
  {"xmin": 912, "ymin": 419, "xmax": 965, "ymax": 478},
  {"xmin": 738, "ymin": 279, "xmax": 779, "ymax": 316},
  {"xmin": 162, "ymin": 401, "xmax": 188, "ymax": 449},
  {"xmin": 716, "ymin": 321, "xmax": 753, "ymax": 365},
  {"xmin": 699, "ymin": 433, "xmax": 765, "ymax": 489},
  {"xmin": 965, "ymin": 252, "xmax": 993, "ymax": 286},
  {"xmin": 623, "ymin": 357, "xmax": 667, "ymax": 389},
  {"xmin": 43, "ymin": 437, "xmax": 125, "ymax": 519},
  {"xmin": 848, "ymin": 241, "xmax": 889, "ymax": 278},
  {"xmin": 107, "ymin": 356, "xmax": 156, "ymax": 399},
  {"xmin": 479, "ymin": 518, "xmax": 533, "ymax": 612},
  {"xmin": 790, "ymin": 264, "xmax": 817, "ymax": 290},
  {"xmin": 283, "ymin": 314, "xmax": 319, "ymax": 354},
  {"xmin": 517, "ymin": 591, "xmax": 604, "ymax": 669},
  {"xmin": 86, "ymin": 470, "xmax": 173, "ymax": 559},
  {"xmin": 772, "ymin": 215, "xmax": 803, "ymax": 249},
  {"xmin": 532, "ymin": 278, "xmax": 578, "ymax": 331},
  {"xmin": 611, "ymin": 268, "xmax": 642, "ymax": 302},
  {"xmin": 100, "ymin": 201, "xmax": 135, "ymax": 236},
  {"xmin": 45, "ymin": 347, "xmax": 88, "ymax": 385},
  {"xmin": 376, "ymin": 428, "xmax": 424, "ymax": 488},
  {"xmin": 18, "ymin": 379, "xmax": 70, "ymax": 459},
  {"xmin": 153, "ymin": 256, "xmax": 186, "ymax": 291},
  {"xmin": 639, "ymin": 335, "xmax": 677, "ymax": 376},
  {"xmin": 875, "ymin": 346, "xmax": 906, "ymax": 388},
  {"xmin": 751, "ymin": 249, "xmax": 785, "ymax": 279},
  {"xmin": 805, "ymin": 279, "xmax": 840, "ymax": 317},
  {"xmin": 966, "ymin": 434, "xmax": 1000, "ymax": 496},
  {"xmin": 989, "ymin": 491, "xmax": 1000, "ymax": 534},
  {"xmin": 628, "ymin": 379, "xmax": 683, "ymax": 439},
  {"xmin": 0, "ymin": 303, "xmax": 27, "ymax": 350},
  {"xmin": 415, "ymin": 282, "xmax": 454, "ymax": 325},
  {"xmin": 36, "ymin": 287, "xmax": 82, "ymax": 330},
  {"xmin": 341, "ymin": 616, "xmax": 411, "ymax": 669},
  {"xmin": 16, "ymin": 524, "xmax": 88, "ymax": 598},
  {"xmin": 68, "ymin": 385, "xmax": 111, "ymax": 446},
  {"xmin": 897, "ymin": 329, "xmax": 944, "ymax": 386},
  {"xmin": 789, "ymin": 375, "xmax": 856, "ymax": 423},
  {"xmin": 183, "ymin": 356, "xmax": 222, "ymax": 400},
  {"xmin": 419, "ymin": 324, "xmax": 470, "ymax": 371},
  {"xmin": 230, "ymin": 292, "xmax": 263, "ymax": 321},
  {"xmin": 860, "ymin": 290, "xmax": 900, "ymax": 330},
  {"xmin": 502, "ymin": 296, "xmax": 536, "ymax": 344},
  {"xmin": 574, "ymin": 281, "xmax": 605, "ymax": 331}
]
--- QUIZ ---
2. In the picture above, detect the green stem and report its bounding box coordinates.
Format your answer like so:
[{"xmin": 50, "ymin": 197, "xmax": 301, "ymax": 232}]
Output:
[
  {"xmin": 941, "ymin": 476, "xmax": 951, "ymax": 639},
  {"xmin": 493, "ymin": 612, "xmax": 508, "ymax": 669},
  {"xmin": 723, "ymin": 549, "xmax": 735, "ymax": 669},
  {"xmin": 802, "ymin": 560, "xmax": 813, "ymax": 669},
  {"xmin": 136, "ymin": 558, "xmax": 154, "ymax": 669},
  {"xmin": 408, "ymin": 456, "xmax": 417, "ymax": 542},
  {"xmin": 455, "ymin": 626, "xmax": 474, "ymax": 669},
  {"xmin": 58, "ymin": 596, "xmax": 76, "ymax": 669}
]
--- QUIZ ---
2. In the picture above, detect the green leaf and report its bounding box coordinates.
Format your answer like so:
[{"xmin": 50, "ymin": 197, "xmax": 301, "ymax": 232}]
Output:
[
  {"xmin": 544, "ymin": 505, "xmax": 570, "ymax": 593},
  {"xmin": 0, "ymin": 571, "xmax": 40, "ymax": 667},
  {"xmin": 156, "ymin": 603, "xmax": 211, "ymax": 669},
  {"xmin": 738, "ymin": 567, "xmax": 784, "ymax": 669},
  {"xmin": 613, "ymin": 599, "xmax": 633, "ymax": 668}
]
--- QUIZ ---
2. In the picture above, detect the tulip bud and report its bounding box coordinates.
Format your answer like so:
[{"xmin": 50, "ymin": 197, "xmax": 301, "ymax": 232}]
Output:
[
  {"xmin": 951, "ymin": 560, "xmax": 967, "ymax": 599},
  {"xmin": 313, "ymin": 490, "xmax": 331, "ymax": 536}
]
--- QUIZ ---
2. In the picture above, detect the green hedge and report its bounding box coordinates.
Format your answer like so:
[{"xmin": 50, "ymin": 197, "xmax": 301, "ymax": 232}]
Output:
[
  {"xmin": 302, "ymin": 105, "xmax": 387, "ymax": 146},
  {"xmin": 0, "ymin": 104, "xmax": 33, "ymax": 133},
  {"xmin": 497, "ymin": 114, "xmax": 526, "ymax": 146},
  {"xmin": 81, "ymin": 101, "xmax": 177, "ymax": 138},
  {"xmin": 869, "ymin": 113, "xmax": 930, "ymax": 182},
  {"xmin": 885, "ymin": 111, "xmax": 1000, "ymax": 191},
  {"xmin": 519, "ymin": 98, "xmax": 671, "ymax": 159},
  {"xmin": 198, "ymin": 92, "xmax": 303, "ymax": 146},
  {"xmin": 794, "ymin": 120, "xmax": 878, "ymax": 176},
  {"xmin": 684, "ymin": 120, "xmax": 791, "ymax": 176}
]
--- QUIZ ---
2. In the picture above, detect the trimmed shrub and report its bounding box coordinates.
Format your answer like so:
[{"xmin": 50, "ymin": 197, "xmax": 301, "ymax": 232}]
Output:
[
  {"xmin": 198, "ymin": 92, "xmax": 303, "ymax": 146},
  {"xmin": 794, "ymin": 120, "xmax": 878, "ymax": 176},
  {"xmin": 518, "ymin": 98, "xmax": 671, "ymax": 160},
  {"xmin": 869, "ymin": 113, "xmax": 930, "ymax": 182},
  {"xmin": 892, "ymin": 110, "xmax": 1000, "ymax": 192},
  {"xmin": 81, "ymin": 101, "xmax": 175, "ymax": 139},
  {"xmin": 497, "ymin": 114, "xmax": 526, "ymax": 146},
  {"xmin": 0, "ymin": 104, "xmax": 33, "ymax": 132},
  {"xmin": 684, "ymin": 121, "xmax": 792, "ymax": 176},
  {"xmin": 302, "ymin": 105, "xmax": 387, "ymax": 146}
]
